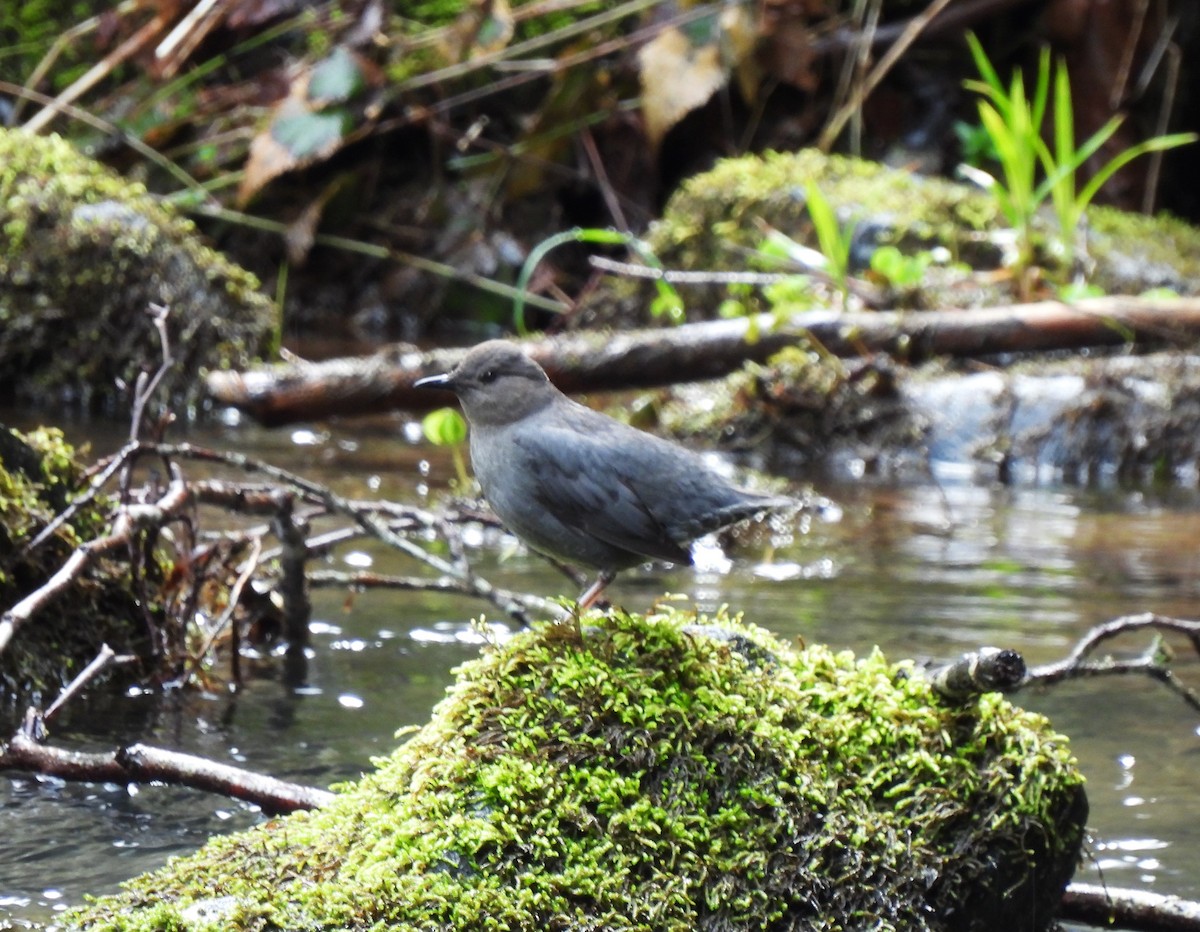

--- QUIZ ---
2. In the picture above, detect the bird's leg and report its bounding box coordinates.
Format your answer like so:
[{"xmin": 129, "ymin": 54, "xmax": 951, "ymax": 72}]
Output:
[
  {"xmin": 568, "ymin": 570, "xmax": 615, "ymax": 637},
  {"xmin": 576, "ymin": 570, "xmax": 615, "ymax": 613}
]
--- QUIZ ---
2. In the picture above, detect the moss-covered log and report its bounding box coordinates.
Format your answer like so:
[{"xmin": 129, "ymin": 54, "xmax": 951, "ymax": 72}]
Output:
[
  {"xmin": 0, "ymin": 129, "xmax": 275, "ymax": 413},
  {"xmin": 67, "ymin": 607, "xmax": 1086, "ymax": 932}
]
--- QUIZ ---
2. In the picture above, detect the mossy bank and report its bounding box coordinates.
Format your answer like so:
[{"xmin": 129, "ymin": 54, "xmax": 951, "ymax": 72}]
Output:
[
  {"xmin": 67, "ymin": 607, "xmax": 1086, "ymax": 931},
  {"xmin": 0, "ymin": 426, "xmax": 156, "ymax": 712},
  {"xmin": 0, "ymin": 129, "xmax": 274, "ymax": 413}
]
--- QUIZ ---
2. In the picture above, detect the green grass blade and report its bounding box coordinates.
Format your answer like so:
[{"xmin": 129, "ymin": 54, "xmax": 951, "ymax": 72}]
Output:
[{"xmin": 1077, "ymin": 132, "xmax": 1198, "ymax": 208}]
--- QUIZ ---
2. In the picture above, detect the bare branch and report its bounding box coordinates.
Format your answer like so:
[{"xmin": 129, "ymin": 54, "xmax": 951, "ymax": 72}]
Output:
[
  {"xmin": 128, "ymin": 303, "xmax": 175, "ymax": 442},
  {"xmin": 142, "ymin": 441, "xmax": 560, "ymax": 624},
  {"xmin": 0, "ymin": 731, "xmax": 333, "ymax": 814},
  {"xmin": 0, "ymin": 465, "xmax": 190, "ymax": 658},
  {"xmin": 307, "ymin": 569, "xmax": 553, "ymax": 618},
  {"xmin": 272, "ymin": 492, "xmax": 312, "ymax": 655},
  {"xmin": 1025, "ymin": 613, "xmax": 1200, "ymax": 713},
  {"xmin": 1061, "ymin": 881, "xmax": 1200, "ymax": 931},
  {"xmin": 18, "ymin": 439, "xmax": 140, "ymax": 558},
  {"xmin": 188, "ymin": 536, "xmax": 263, "ymax": 680},
  {"xmin": 42, "ymin": 644, "xmax": 138, "ymax": 725}
]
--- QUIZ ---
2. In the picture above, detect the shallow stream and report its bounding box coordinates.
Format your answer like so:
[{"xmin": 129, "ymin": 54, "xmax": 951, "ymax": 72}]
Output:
[{"xmin": 1, "ymin": 409, "xmax": 1198, "ymax": 927}]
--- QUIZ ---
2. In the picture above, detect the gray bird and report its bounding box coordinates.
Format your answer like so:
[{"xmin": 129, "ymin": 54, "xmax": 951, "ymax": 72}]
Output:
[{"xmin": 415, "ymin": 340, "xmax": 792, "ymax": 610}]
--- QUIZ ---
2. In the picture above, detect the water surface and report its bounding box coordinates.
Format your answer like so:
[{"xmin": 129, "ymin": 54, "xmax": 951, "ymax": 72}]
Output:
[{"xmin": 1, "ymin": 413, "xmax": 1197, "ymax": 926}]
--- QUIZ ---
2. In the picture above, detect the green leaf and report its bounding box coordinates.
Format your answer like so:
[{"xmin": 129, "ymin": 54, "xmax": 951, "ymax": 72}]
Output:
[
  {"xmin": 308, "ymin": 46, "xmax": 364, "ymax": 104},
  {"xmin": 650, "ymin": 290, "xmax": 685, "ymax": 323},
  {"xmin": 1056, "ymin": 281, "xmax": 1105, "ymax": 302},
  {"xmin": 805, "ymin": 182, "xmax": 855, "ymax": 294},
  {"xmin": 422, "ymin": 408, "xmax": 468, "ymax": 447},
  {"xmin": 271, "ymin": 109, "xmax": 350, "ymax": 160}
]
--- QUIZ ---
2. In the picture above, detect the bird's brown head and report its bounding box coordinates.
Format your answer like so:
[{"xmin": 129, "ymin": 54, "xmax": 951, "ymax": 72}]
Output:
[{"xmin": 414, "ymin": 340, "xmax": 556, "ymax": 427}]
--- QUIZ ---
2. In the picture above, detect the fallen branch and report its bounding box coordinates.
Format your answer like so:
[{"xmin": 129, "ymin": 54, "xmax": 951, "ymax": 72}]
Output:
[
  {"xmin": 926, "ymin": 647, "xmax": 1026, "ymax": 702},
  {"xmin": 0, "ymin": 731, "xmax": 333, "ymax": 814},
  {"xmin": 1024, "ymin": 613, "xmax": 1200, "ymax": 713},
  {"xmin": 205, "ymin": 296, "xmax": 1200, "ymax": 425},
  {"xmin": 1061, "ymin": 882, "xmax": 1200, "ymax": 931},
  {"xmin": 3, "ymin": 643, "xmax": 333, "ymax": 814}
]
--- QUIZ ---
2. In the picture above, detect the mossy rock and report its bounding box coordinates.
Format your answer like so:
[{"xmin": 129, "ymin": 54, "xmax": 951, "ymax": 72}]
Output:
[
  {"xmin": 67, "ymin": 607, "xmax": 1086, "ymax": 931},
  {"xmin": 0, "ymin": 129, "xmax": 275, "ymax": 413},
  {"xmin": 584, "ymin": 149, "xmax": 1200, "ymax": 326},
  {"xmin": 0, "ymin": 426, "xmax": 156, "ymax": 713}
]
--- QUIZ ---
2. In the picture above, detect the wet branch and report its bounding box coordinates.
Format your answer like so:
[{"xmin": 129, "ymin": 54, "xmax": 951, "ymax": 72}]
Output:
[
  {"xmin": 1, "ymin": 643, "xmax": 333, "ymax": 813},
  {"xmin": 0, "ymin": 464, "xmax": 190, "ymax": 658},
  {"xmin": 927, "ymin": 647, "xmax": 1026, "ymax": 702},
  {"xmin": 1061, "ymin": 881, "xmax": 1200, "ymax": 931},
  {"xmin": 0, "ymin": 730, "xmax": 333, "ymax": 814},
  {"xmin": 1024, "ymin": 613, "xmax": 1200, "ymax": 713},
  {"xmin": 205, "ymin": 296, "xmax": 1200, "ymax": 426}
]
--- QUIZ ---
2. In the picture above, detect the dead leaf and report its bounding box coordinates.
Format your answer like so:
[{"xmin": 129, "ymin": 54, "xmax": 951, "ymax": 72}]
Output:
[
  {"xmin": 638, "ymin": 24, "xmax": 727, "ymax": 153},
  {"xmin": 237, "ymin": 46, "xmax": 374, "ymax": 205},
  {"xmin": 285, "ymin": 174, "xmax": 352, "ymax": 267}
]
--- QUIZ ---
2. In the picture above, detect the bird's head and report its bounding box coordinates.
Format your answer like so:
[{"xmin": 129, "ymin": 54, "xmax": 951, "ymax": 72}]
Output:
[{"xmin": 415, "ymin": 340, "xmax": 556, "ymax": 427}]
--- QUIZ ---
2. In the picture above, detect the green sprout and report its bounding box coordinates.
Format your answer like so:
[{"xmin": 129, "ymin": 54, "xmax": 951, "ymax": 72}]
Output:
[
  {"xmin": 964, "ymin": 32, "xmax": 1197, "ymax": 281},
  {"xmin": 421, "ymin": 407, "xmax": 471, "ymax": 490},
  {"xmin": 868, "ymin": 245, "xmax": 931, "ymax": 293},
  {"xmin": 805, "ymin": 181, "xmax": 857, "ymax": 303},
  {"xmin": 749, "ymin": 185, "xmax": 858, "ymax": 311},
  {"xmin": 512, "ymin": 228, "xmax": 684, "ymax": 335}
]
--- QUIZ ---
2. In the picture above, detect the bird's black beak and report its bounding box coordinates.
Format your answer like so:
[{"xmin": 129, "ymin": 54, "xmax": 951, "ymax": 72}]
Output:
[{"xmin": 414, "ymin": 373, "xmax": 454, "ymax": 390}]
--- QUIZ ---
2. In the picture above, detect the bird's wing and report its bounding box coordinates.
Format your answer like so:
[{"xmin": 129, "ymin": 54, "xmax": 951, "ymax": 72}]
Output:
[{"xmin": 512, "ymin": 422, "xmax": 692, "ymax": 565}]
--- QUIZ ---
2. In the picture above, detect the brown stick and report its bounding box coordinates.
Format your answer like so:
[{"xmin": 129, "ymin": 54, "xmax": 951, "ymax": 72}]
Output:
[
  {"xmin": 205, "ymin": 297, "xmax": 1200, "ymax": 426},
  {"xmin": 1025, "ymin": 612, "xmax": 1200, "ymax": 713},
  {"xmin": 1061, "ymin": 882, "xmax": 1200, "ymax": 931},
  {"xmin": 0, "ymin": 731, "xmax": 333, "ymax": 814}
]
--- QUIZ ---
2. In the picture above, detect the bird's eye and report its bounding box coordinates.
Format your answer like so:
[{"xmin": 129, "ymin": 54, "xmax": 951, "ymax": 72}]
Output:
[{"xmin": 480, "ymin": 369, "xmax": 497, "ymax": 384}]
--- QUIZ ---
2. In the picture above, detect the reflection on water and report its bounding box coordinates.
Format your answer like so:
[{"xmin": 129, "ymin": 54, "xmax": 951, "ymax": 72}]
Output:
[{"xmin": 2, "ymin": 414, "xmax": 1199, "ymax": 924}]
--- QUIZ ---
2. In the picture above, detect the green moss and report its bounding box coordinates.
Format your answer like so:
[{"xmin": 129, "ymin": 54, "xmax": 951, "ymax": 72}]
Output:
[
  {"xmin": 1087, "ymin": 205, "xmax": 1200, "ymax": 294},
  {"xmin": 652, "ymin": 149, "xmax": 1004, "ymax": 272},
  {"xmin": 0, "ymin": 427, "xmax": 155, "ymax": 707},
  {"xmin": 589, "ymin": 149, "xmax": 1200, "ymax": 329},
  {"xmin": 0, "ymin": 129, "xmax": 275, "ymax": 411},
  {"xmin": 67, "ymin": 607, "xmax": 1085, "ymax": 931}
]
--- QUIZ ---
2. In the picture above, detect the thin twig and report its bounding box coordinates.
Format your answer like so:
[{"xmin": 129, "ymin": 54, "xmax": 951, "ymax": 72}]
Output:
[
  {"xmin": 42, "ymin": 644, "xmax": 137, "ymax": 724},
  {"xmin": 188, "ymin": 536, "xmax": 263, "ymax": 677},
  {"xmin": 18, "ymin": 440, "xmax": 139, "ymax": 558},
  {"xmin": 129, "ymin": 304, "xmax": 175, "ymax": 442},
  {"xmin": 143, "ymin": 442, "xmax": 558, "ymax": 624},
  {"xmin": 1025, "ymin": 613, "xmax": 1200, "ymax": 713},
  {"xmin": 307, "ymin": 569, "xmax": 553, "ymax": 617},
  {"xmin": 589, "ymin": 255, "xmax": 796, "ymax": 286},
  {"xmin": 23, "ymin": 10, "xmax": 170, "ymax": 134},
  {"xmin": 818, "ymin": 0, "xmax": 957, "ymax": 152}
]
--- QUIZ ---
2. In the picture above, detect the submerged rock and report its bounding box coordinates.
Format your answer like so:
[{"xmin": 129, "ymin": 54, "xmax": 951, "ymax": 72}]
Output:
[
  {"xmin": 0, "ymin": 129, "xmax": 274, "ymax": 413},
  {"xmin": 67, "ymin": 607, "xmax": 1086, "ymax": 932}
]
